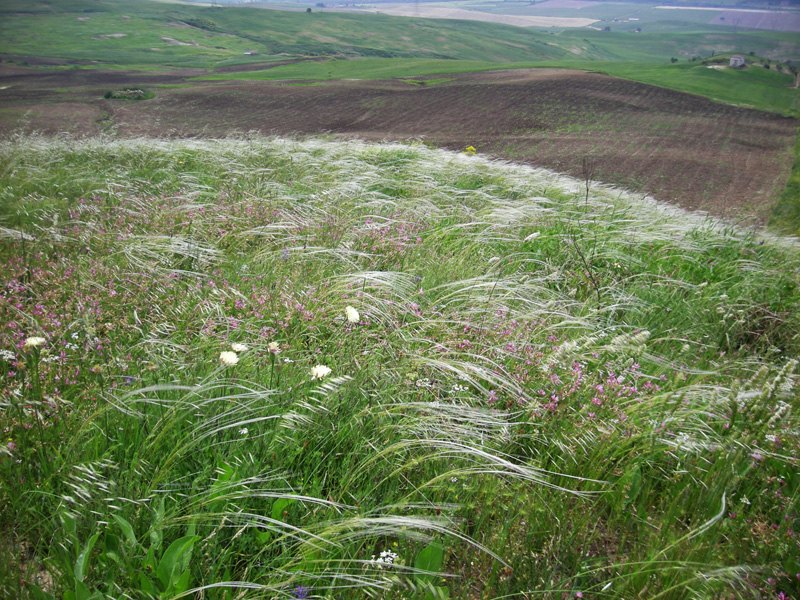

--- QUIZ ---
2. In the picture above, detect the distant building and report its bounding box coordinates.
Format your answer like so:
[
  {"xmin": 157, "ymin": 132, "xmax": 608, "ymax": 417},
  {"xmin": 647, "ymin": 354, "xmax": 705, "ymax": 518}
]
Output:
[
  {"xmin": 730, "ymin": 55, "xmax": 746, "ymax": 68},
  {"xmin": 243, "ymin": 50, "xmax": 259, "ymax": 56}
]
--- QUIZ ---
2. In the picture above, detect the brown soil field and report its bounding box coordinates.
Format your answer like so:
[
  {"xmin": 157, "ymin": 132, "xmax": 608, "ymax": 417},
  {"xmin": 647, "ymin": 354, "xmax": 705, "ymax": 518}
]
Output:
[{"xmin": 0, "ymin": 63, "xmax": 797, "ymax": 226}]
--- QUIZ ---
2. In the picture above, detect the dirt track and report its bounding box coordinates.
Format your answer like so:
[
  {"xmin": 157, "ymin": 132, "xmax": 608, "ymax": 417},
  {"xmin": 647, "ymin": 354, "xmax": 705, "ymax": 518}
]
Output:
[{"xmin": 1, "ymin": 63, "xmax": 796, "ymax": 225}]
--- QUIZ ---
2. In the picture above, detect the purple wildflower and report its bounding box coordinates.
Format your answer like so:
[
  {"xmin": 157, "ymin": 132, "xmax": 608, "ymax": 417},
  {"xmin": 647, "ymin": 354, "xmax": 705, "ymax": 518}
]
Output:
[{"xmin": 293, "ymin": 585, "xmax": 310, "ymax": 599}]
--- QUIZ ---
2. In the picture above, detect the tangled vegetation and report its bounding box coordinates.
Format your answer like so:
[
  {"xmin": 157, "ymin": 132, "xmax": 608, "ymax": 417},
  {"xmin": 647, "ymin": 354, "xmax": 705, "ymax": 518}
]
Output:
[{"xmin": 0, "ymin": 136, "xmax": 798, "ymax": 599}]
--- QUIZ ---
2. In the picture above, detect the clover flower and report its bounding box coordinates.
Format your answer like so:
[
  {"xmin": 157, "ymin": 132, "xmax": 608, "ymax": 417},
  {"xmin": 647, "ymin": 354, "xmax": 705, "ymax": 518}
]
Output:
[
  {"xmin": 231, "ymin": 343, "xmax": 248, "ymax": 352},
  {"xmin": 311, "ymin": 364, "xmax": 331, "ymax": 380},
  {"xmin": 345, "ymin": 305, "xmax": 360, "ymax": 323},
  {"xmin": 24, "ymin": 336, "xmax": 46, "ymax": 350},
  {"xmin": 219, "ymin": 351, "xmax": 239, "ymax": 366},
  {"xmin": 268, "ymin": 341, "xmax": 280, "ymax": 354}
]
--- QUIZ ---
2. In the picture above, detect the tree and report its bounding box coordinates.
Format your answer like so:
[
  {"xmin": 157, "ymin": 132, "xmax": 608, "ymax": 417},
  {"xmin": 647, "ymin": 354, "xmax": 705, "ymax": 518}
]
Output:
[{"xmin": 306, "ymin": 7, "xmax": 312, "ymax": 12}]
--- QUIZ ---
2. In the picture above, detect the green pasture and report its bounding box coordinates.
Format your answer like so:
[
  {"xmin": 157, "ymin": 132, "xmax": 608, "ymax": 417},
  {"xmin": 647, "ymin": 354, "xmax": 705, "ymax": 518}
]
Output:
[
  {"xmin": 541, "ymin": 58, "xmax": 799, "ymax": 115},
  {"xmin": 0, "ymin": 0, "xmax": 570, "ymax": 66},
  {"xmin": 555, "ymin": 28, "xmax": 800, "ymax": 62},
  {"xmin": 3, "ymin": 0, "xmax": 800, "ymax": 70}
]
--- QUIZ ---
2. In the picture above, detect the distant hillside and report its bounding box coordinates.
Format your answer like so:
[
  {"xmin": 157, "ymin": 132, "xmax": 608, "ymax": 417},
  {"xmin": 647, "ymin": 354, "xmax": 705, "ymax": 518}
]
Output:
[
  {"xmin": 3, "ymin": 0, "xmax": 800, "ymax": 69},
  {"xmin": 0, "ymin": 0, "xmax": 572, "ymax": 67}
]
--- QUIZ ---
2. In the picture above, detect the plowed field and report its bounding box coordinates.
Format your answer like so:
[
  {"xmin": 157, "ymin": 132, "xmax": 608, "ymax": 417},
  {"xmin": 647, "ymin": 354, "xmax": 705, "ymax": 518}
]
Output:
[{"xmin": 1, "ymin": 63, "xmax": 796, "ymax": 225}]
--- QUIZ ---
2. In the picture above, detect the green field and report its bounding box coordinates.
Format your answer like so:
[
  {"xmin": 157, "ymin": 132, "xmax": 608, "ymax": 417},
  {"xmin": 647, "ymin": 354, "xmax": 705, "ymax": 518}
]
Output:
[
  {"xmin": 0, "ymin": 0, "xmax": 570, "ymax": 67},
  {"xmin": 2, "ymin": 0, "xmax": 799, "ymax": 67}
]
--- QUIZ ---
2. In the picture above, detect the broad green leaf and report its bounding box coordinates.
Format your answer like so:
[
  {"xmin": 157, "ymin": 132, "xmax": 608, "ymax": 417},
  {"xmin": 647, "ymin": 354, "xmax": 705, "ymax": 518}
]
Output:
[
  {"xmin": 414, "ymin": 542, "xmax": 444, "ymax": 585},
  {"xmin": 112, "ymin": 514, "xmax": 137, "ymax": 546},
  {"xmin": 74, "ymin": 532, "xmax": 100, "ymax": 583},
  {"xmin": 74, "ymin": 579, "xmax": 92, "ymax": 600},
  {"xmin": 254, "ymin": 529, "xmax": 272, "ymax": 545},
  {"xmin": 425, "ymin": 587, "xmax": 450, "ymax": 600},
  {"xmin": 144, "ymin": 544, "xmax": 158, "ymax": 573},
  {"xmin": 171, "ymin": 568, "xmax": 193, "ymax": 596},
  {"xmin": 103, "ymin": 531, "xmax": 121, "ymax": 564},
  {"xmin": 156, "ymin": 535, "xmax": 200, "ymax": 590},
  {"xmin": 139, "ymin": 573, "xmax": 158, "ymax": 595},
  {"xmin": 271, "ymin": 498, "xmax": 294, "ymax": 522}
]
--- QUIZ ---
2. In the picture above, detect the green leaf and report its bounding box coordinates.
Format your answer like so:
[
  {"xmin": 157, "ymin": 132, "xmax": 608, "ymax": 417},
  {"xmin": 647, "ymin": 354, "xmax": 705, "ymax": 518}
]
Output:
[
  {"xmin": 28, "ymin": 584, "xmax": 56, "ymax": 600},
  {"xmin": 74, "ymin": 579, "xmax": 92, "ymax": 600},
  {"xmin": 62, "ymin": 513, "xmax": 77, "ymax": 542},
  {"xmin": 156, "ymin": 535, "xmax": 200, "ymax": 590},
  {"xmin": 111, "ymin": 514, "xmax": 137, "ymax": 546},
  {"xmin": 74, "ymin": 532, "xmax": 100, "ymax": 583},
  {"xmin": 171, "ymin": 568, "xmax": 193, "ymax": 596},
  {"xmin": 103, "ymin": 531, "xmax": 121, "ymax": 564},
  {"xmin": 271, "ymin": 498, "xmax": 294, "ymax": 522},
  {"xmin": 414, "ymin": 542, "xmax": 444, "ymax": 585},
  {"xmin": 139, "ymin": 572, "xmax": 158, "ymax": 595},
  {"xmin": 254, "ymin": 529, "xmax": 272, "ymax": 545},
  {"xmin": 425, "ymin": 587, "xmax": 450, "ymax": 600}
]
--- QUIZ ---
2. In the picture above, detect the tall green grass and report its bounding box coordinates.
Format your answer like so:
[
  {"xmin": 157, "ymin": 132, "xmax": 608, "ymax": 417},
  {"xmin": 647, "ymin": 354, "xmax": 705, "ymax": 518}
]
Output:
[{"xmin": 0, "ymin": 135, "xmax": 798, "ymax": 599}]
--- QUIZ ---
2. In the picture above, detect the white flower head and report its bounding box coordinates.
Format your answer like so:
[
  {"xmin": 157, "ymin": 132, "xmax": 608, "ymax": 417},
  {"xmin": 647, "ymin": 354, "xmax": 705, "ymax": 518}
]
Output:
[
  {"xmin": 523, "ymin": 231, "xmax": 541, "ymax": 242},
  {"xmin": 268, "ymin": 341, "xmax": 281, "ymax": 354},
  {"xmin": 345, "ymin": 305, "xmax": 360, "ymax": 323},
  {"xmin": 231, "ymin": 343, "xmax": 248, "ymax": 353},
  {"xmin": 239, "ymin": 428, "xmax": 249, "ymax": 435},
  {"xmin": 24, "ymin": 336, "xmax": 46, "ymax": 350},
  {"xmin": 219, "ymin": 351, "xmax": 239, "ymax": 366},
  {"xmin": 311, "ymin": 364, "xmax": 331, "ymax": 380}
]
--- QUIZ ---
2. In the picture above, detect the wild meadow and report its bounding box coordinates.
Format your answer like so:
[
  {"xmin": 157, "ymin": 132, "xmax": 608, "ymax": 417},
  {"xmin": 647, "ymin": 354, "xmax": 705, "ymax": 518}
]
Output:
[{"xmin": 0, "ymin": 135, "xmax": 798, "ymax": 599}]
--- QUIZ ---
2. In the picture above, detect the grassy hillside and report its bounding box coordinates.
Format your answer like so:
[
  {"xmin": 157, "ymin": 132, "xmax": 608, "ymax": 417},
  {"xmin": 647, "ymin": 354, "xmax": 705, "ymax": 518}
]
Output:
[
  {"xmin": 2, "ymin": 0, "xmax": 799, "ymax": 68},
  {"xmin": 1, "ymin": 136, "xmax": 799, "ymax": 599},
  {"xmin": 0, "ymin": 0, "xmax": 569, "ymax": 67}
]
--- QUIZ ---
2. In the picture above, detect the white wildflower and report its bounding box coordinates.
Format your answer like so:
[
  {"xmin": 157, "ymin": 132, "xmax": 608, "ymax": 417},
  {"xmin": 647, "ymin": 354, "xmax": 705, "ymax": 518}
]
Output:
[
  {"xmin": 345, "ymin": 305, "xmax": 360, "ymax": 323},
  {"xmin": 371, "ymin": 549, "xmax": 399, "ymax": 569},
  {"xmin": 311, "ymin": 364, "xmax": 331, "ymax": 380},
  {"xmin": 231, "ymin": 343, "xmax": 248, "ymax": 353},
  {"xmin": 523, "ymin": 231, "xmax": 540, "ymax": 242},
  {"xmin": 219, "ymin": 351, "xmax": 239, "ymax": 366},
  {"xmin": 24, "ymin": 336, "xmax": 46, "ymax": 350}
]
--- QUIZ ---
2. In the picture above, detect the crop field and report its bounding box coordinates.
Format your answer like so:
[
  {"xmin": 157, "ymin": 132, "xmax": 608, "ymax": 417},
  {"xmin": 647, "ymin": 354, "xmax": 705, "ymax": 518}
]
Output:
[
  {"xmin": 1, "ymin": 135, "xmax": 799, "ymax": 600},
  {"xmin": 1, "ymin": 65, "xmax": 796, "ymax": 225}
]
